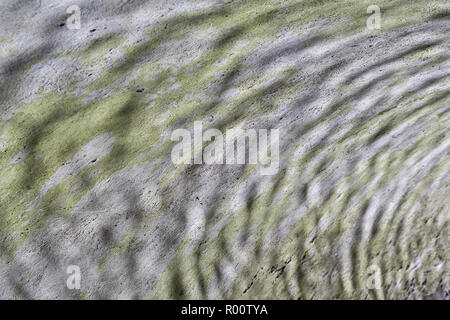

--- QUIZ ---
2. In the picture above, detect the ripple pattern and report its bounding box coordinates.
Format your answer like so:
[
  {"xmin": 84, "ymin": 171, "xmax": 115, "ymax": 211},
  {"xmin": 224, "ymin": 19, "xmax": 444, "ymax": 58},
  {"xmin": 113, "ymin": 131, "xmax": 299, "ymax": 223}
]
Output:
[{"xmin": 0, "ymin": 0, "xmax": 448, "ymax": 299}]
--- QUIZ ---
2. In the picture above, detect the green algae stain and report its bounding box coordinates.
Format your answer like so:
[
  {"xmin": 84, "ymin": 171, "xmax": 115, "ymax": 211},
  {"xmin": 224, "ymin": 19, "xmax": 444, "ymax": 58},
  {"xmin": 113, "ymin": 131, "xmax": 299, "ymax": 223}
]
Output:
[{"xmin": 0, "ymin": 0, "xmax": 448, "ymax": 298}]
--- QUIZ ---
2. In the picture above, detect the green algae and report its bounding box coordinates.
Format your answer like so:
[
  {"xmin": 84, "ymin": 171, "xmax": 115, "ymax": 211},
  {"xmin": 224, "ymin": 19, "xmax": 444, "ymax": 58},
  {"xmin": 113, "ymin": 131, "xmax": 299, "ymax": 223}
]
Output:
[{"xmin": 0, "ymin": 0, "xmax": 448, "ymax": 299}]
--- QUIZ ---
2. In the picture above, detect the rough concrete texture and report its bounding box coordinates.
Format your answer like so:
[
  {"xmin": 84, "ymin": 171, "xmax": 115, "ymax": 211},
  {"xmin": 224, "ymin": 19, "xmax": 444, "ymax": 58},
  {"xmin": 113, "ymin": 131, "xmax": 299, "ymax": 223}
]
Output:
[{"xmin": 0, "ymin": 0, "xmax": 449, "ymax": 299}]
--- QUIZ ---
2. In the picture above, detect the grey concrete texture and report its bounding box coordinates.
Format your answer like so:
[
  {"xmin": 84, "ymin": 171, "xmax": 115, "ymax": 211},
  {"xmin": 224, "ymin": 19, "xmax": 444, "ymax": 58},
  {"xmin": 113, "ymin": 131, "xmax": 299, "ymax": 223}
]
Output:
[{"xmin": 0, "ymin": 0, "xmax": 448, "ymax": 299}]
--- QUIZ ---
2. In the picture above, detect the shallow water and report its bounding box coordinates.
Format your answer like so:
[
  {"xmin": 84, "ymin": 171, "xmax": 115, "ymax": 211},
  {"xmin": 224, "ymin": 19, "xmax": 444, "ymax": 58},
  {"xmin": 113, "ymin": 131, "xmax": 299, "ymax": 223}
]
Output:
[{"xmin": 0, "ymin": 0, "xmax": 448, "ymax": 299}]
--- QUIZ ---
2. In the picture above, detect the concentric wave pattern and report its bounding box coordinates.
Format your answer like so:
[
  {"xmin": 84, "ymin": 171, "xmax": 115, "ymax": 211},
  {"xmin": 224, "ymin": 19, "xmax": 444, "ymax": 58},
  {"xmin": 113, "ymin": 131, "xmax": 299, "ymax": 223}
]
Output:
[{"xmin": 0, "ymin": 0, "xmax": 448, "ymax": 299}]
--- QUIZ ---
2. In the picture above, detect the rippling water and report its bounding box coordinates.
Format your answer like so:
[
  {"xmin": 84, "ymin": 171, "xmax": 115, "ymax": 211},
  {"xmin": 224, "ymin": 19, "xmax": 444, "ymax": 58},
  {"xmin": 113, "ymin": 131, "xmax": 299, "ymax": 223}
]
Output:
[{"xmin": 0, "ymin": 0, "xmax": 449, "ymax": 299}]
